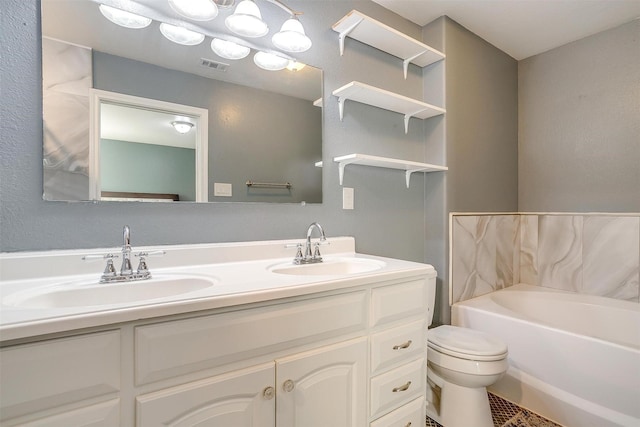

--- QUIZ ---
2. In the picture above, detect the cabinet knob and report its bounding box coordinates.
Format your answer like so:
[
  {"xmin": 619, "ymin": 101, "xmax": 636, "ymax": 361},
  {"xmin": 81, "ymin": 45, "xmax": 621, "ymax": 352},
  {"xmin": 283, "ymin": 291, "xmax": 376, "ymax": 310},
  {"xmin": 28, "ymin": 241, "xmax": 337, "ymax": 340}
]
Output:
[
  {"xmin": 282, "ymin": 379, "xmax": 295, "ymax": 393},
  {"xmin": 392, "ymin": 381, "xmax": 411, "ymax": 393},
  {"xmin": 404, "ymin": 422, "xmax": 412, "ymax": 427},
  {"xmin": 262, "ymin": 386, "xmax": 275, "ymax": 400},
  {"xmin": 392, "ymin": 340, "xmax": 412, "ymax": 350}
]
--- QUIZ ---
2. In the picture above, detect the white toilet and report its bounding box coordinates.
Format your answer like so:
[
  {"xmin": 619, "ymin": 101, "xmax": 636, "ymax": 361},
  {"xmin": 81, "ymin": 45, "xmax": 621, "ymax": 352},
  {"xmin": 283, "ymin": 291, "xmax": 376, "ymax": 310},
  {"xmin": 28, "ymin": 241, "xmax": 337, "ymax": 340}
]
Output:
[{"xmin": 425, "ymin": 325, "xmax": 508, "ymax": 427}]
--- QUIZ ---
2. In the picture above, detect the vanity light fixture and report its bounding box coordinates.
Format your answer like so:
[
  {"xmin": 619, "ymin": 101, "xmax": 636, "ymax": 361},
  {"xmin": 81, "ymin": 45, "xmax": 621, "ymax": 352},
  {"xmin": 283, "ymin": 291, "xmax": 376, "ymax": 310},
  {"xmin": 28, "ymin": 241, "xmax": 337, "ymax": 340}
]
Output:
[
  {"xmin": 171, "ymin": 121, "xmax": 195, "ymax": 134},
  {"xmin": 225, "ymin": 0, "xmax": 269, "ymax": 38},
  {"xmin": 272, "ymin": 16, "xmax": 311, "ymax": 52},
  {"xmin": 95, "ymin": 0, "xmax": 309, "ymax": 72},
  {"xmin": 253, "ymin": 51, "xmax": 289, "ymax": 71},
  {"xmin": 211, "ymin": 38, "xmax": 251, "ymax": 60},
  {"xmin": 286, "ymin": 60, "xmax": 305, "ymax": 72},
  {"xmin": 159, "ymin": 23, "xmax": 205, "ymax": 45},
  {"xmin": 98, "ymin": 4, "xmax": 152, "ymax": 29},
  {"xmin": 168, "ymin": 0, "xmax": 219, "ymax": 21}
]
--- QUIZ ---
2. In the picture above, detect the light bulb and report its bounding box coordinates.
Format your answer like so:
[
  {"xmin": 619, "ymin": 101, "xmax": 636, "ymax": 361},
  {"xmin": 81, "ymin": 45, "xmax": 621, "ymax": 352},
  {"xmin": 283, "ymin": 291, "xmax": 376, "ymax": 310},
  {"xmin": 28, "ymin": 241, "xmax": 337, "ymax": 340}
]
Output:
[
  {"xmin": 211, "ymin": 38, "xmax": 251, "ymax": 60},
  {"xmin": 168, "ymin": 0, "xmax": 218, "ymax": 21},
  {"xmin": 253, "ymin": 51, "xmax": 289, "ymax": 71},
  {"xmin": 159, "ymin": 23, "xmax": 205, "ymax": 45},
  {"xmin": 99, "ymin": 4, "xmax": 151, "ymax": 29},
  {"xmin": 272, "ymin": 17, "xmax": 311, "ymax": 52},
  {"xmin": 225, "ymin": 0, "xmax": 268, "ymax": 38}
]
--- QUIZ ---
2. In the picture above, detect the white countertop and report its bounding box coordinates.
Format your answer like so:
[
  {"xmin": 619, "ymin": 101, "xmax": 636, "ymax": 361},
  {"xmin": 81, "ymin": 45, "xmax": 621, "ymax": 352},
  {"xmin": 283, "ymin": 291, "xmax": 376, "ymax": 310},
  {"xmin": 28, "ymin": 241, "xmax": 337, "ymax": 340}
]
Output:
[{"xmin": 0, "ymin": 237, "xmax": 435, "ymax": 341}]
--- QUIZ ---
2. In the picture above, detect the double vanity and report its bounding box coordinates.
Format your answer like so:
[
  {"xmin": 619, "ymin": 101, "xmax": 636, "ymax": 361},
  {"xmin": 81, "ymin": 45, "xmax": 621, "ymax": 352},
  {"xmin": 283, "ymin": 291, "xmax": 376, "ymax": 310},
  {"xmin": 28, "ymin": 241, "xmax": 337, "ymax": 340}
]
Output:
[{"xmin": 0, "ymin": 230, "xmax": 436, "ymax": 427}]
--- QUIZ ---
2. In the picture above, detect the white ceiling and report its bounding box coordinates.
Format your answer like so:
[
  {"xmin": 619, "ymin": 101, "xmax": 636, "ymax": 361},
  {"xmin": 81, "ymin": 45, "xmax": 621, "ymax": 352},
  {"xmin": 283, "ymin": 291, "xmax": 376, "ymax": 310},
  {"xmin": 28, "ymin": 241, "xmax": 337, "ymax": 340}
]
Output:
[{"xmin": 371, "ymin": 0, "xmax": 640, "ymax": 60}]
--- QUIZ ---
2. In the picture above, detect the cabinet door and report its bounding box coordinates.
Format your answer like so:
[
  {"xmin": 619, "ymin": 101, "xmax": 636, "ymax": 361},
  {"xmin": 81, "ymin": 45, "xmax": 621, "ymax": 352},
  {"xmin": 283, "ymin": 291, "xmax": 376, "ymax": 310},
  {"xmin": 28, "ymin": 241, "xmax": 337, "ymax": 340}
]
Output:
[
  {"xmin": 136, "ymin": 363, "xmax": 275, "ymax": 427},
  {"xmin": 276, "ymin": 338, "xmax": 367, "ymax": 427}
]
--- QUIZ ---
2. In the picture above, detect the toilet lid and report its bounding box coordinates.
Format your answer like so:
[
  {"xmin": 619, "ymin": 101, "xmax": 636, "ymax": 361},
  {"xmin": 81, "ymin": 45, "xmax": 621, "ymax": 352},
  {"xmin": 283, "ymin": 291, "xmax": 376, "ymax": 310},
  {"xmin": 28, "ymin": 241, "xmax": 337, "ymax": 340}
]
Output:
[{"xmin": 428, "ymin": 325, "xmax": 508, "ymax": 361}]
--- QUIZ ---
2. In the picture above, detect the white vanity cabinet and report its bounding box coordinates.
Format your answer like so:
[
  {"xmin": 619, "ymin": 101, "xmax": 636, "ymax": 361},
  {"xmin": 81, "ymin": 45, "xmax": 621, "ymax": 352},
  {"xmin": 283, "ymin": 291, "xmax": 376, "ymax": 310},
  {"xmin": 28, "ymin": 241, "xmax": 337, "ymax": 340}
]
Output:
[{"xmin": 0, "ymin": 274, "xmax": 432, "ymax": 427}]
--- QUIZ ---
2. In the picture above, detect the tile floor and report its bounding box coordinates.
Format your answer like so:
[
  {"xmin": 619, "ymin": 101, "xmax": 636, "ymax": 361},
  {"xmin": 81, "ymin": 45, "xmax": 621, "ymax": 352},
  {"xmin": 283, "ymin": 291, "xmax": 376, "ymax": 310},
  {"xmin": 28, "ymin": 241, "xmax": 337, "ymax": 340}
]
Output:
[{"xmin": 426, "ymin": 392, "xmax": 563, "ymax": 427}]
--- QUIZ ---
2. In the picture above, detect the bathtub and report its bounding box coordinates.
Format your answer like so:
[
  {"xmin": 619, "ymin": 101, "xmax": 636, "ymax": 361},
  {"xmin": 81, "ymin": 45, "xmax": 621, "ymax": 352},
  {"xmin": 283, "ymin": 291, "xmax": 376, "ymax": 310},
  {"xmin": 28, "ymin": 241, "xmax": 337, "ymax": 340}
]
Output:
[{"xmin": 451, "ymin": 284, "xmax": 640, "ymax": 427}]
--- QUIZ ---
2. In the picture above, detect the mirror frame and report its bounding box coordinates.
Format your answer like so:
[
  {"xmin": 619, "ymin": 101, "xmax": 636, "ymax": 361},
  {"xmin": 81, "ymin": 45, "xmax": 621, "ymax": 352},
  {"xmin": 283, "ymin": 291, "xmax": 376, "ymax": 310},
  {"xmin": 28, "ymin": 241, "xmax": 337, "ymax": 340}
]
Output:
[{"xmin": 89, "ymin": 89, "xmax": 209, "ymax": 202}]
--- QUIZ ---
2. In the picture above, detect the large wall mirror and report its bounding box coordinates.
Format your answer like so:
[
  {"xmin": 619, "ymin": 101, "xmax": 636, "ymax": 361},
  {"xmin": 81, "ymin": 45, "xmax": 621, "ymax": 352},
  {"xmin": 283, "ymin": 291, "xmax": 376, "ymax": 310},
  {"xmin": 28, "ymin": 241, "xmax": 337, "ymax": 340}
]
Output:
[{"xmin": 42, "ymin": 0, "xmax": 323, "ymax": 204}]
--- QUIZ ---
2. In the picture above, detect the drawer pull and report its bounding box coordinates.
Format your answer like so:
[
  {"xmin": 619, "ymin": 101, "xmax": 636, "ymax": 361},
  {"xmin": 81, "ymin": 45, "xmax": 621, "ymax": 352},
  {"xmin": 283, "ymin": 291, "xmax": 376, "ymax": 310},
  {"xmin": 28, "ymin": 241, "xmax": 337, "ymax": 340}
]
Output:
[
  {"xmin": 404, "ymin": 423, "xmax": 412, "ymax": 427},
  {"xmin": 392, "ymin": 381, "xmax": 411, "ymax": 393},
  {"xmin": 282, "ymin": 379, "xmax": 295, "ymax": 393},
  {"xmin": 263, "ymin": 386, "xmax": 275, "ymax": 400},
  {"xmin": 392, "ymin": 340, "xmax": 412, "ymax": 350}
]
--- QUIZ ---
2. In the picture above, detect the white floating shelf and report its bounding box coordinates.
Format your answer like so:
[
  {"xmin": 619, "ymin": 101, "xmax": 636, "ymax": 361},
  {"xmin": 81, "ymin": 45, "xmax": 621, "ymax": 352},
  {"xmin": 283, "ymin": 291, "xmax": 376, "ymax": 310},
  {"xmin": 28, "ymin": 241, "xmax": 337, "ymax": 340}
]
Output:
[
  {"xmin": 313, "ymin": 98, "xmax": 323, "ymax": 107},
  {"xmin": 332, "ymin": 10, "xmax": 445, "ymax": 79},
  {"xmin": 334, "ymin": 154, "xmax": 448, "ymax": 188},
  {"xmin": 332, "ymin": 81, "xmax": 445, "ymax": 133}
]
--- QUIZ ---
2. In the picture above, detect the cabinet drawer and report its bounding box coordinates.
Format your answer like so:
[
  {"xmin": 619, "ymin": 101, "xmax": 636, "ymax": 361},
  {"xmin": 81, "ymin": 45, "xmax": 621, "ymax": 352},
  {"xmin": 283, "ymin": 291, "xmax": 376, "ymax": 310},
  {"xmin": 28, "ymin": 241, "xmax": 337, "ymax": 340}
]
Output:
[
  {"xmin": 0, "ymin": 331, "xmax": 120, "ymax": 422},
  {"xmin": 136, "ymin": 291, "xmax": 367, "ymax": 385},
  {"xmin": 370, "ymin": 358, "xmax": 425, "ymax": 419},
  {"xmin": 370, "ymin": 397, "xmax": 424, "ymax": 427},
  {"xmin": 371, "ymin": 320, "xmax": 425, "ymax": 375},
  {"xmin": 11, "ymin": 399, "xmax": 120, "ymax": 427},
  {"xmin": 371, "ymin": 280, "xmax": 427, "ymax": 327}
]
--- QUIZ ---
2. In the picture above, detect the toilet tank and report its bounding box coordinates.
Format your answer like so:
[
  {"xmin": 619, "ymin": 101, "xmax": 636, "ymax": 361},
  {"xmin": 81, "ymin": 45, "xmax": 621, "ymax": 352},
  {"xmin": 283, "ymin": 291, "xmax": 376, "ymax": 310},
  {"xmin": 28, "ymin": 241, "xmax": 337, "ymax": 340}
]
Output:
[{"xmin": 425, "ymin": 267, "xmax": 437, "ymax": 326}]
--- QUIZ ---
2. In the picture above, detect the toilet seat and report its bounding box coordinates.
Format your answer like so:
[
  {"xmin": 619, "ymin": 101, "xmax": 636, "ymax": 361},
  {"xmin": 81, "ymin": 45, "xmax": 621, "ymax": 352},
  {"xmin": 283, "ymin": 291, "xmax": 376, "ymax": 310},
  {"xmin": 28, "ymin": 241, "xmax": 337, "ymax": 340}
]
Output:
[{"xmin": 428, "ymin": 325, "xmax": 508, "ymax": 361}]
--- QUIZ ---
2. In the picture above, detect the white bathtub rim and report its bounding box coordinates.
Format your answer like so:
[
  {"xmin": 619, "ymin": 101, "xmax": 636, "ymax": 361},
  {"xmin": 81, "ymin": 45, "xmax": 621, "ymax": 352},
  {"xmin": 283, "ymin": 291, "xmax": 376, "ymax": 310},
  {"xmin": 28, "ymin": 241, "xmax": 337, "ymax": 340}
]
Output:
[{"xmin": 455, "ymin": 284, "xmax": 640, "ymax": 352}]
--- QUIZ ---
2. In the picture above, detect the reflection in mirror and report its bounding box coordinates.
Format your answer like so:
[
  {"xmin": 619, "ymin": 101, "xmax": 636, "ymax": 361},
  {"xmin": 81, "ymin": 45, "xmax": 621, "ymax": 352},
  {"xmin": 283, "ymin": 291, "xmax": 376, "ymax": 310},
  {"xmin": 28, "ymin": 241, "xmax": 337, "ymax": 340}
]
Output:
[
  {"xmin": 92, "ymin": 90, "xmax": 209, "ymax": 202},
  {"xmin": 42, "ymin": 0, "xmax": 323, "ymax": 204}
]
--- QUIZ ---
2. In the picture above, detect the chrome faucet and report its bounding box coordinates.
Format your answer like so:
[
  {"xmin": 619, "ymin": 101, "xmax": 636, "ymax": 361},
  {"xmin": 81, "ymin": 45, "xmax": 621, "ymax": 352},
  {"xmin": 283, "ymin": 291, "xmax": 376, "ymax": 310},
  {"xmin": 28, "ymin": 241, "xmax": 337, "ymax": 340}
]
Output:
[
  {"xmin": 292, "ymin": 222, "xmax": 328, "ymax": 264},
  {"xmin": 85, "ymin": 225, "xmax": 162, "ymax": 283},
  {"xmin": 121, "ymin": 225, "xmax": 133, "ymax": 276}
]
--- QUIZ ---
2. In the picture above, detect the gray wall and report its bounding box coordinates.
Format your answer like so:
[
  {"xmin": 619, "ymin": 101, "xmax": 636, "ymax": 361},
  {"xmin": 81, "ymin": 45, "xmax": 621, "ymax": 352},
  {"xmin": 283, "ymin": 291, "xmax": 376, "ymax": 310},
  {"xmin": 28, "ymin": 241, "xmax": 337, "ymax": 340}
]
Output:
[
  {"xmin": 519, "ymin": 19, "xmax": 640, "ymax": 212},
  {"xmin": 444, "ymin": 18, "xmax": 519, "ymax": 213},
  {"xmin": 0, "ymin": 0, "xmax": 430, "ymax": 271},
  {"xmin": 93, "ymin": 52, "xmax": 322, "ymax": 203},
  {"xmin": 422, "ymin": 17, "xmax": 519, "ymax": 325}
]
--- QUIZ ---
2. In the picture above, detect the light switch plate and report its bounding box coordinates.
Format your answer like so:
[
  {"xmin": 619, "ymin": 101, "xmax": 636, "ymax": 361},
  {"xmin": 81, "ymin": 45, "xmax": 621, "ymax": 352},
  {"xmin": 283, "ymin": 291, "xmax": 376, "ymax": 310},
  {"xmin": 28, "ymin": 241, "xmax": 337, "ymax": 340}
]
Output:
[
  {"xmin": 214, "ymin": 182, "xmax": 232, "ymax": 197},
  {"xmin": 343, "ymin": 187, "xmax": 354, "ymax": 210}
]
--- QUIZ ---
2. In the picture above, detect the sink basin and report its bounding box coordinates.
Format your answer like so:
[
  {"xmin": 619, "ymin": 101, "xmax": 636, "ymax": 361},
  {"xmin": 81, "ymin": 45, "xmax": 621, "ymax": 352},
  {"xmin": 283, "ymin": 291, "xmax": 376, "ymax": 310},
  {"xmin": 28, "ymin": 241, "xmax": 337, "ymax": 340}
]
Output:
[
  {"xmin": 3, "ymin": 275, "xmax": 216, "ymax": 309},
  {"xmin": 270, "ymin": 257, "xmax": 385, "ymax": 276}
]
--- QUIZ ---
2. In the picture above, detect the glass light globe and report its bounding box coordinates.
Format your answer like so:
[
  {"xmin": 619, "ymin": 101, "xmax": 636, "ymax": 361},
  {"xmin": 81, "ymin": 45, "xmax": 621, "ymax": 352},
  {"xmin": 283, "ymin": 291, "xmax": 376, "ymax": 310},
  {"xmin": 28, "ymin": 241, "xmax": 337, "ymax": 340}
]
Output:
[
  {"xmin": 99, "ymin": 4, "xmax": 151, "ymax": 29},
  {"xmin": 225, "ymin": 0, "xmax": 268, "ymax": 38},
  {"xmin": 168, "ymin": 0, "xmax": 218, "ymax": 21},
  {"xmin": 171, "ymin": 121, "xmax": 194, "ymax": 134},
  {"xmin": 159, "ymin": 23, "xmax": 205, "ymax": 46},
  {"xmin": 272, "ymin": 18, "xmax": 312, "ymax": 52},
  {"xmin": 253, "ymin": 51, "xmax": 289, "ymax": 71},
  {"xmin": 211, "ymin": 38, "xmax": 251, "ymax": 60}
]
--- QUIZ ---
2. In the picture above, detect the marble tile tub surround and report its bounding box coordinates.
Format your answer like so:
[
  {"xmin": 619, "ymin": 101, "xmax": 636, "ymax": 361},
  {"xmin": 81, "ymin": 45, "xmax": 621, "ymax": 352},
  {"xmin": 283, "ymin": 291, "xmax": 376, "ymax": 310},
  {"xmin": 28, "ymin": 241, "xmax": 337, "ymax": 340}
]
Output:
[{"xmin": 450, "ymin": 213, "xmax": 640, "ymax": 304}]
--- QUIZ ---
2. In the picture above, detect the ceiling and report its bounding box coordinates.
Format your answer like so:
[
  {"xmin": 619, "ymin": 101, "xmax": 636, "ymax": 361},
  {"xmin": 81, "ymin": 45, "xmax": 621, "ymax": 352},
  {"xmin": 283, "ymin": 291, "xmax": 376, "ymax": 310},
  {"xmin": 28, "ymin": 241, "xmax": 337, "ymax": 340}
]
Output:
[{"xmin": 371, "ymin": 0, "xmax": 640, "ymax": 60}]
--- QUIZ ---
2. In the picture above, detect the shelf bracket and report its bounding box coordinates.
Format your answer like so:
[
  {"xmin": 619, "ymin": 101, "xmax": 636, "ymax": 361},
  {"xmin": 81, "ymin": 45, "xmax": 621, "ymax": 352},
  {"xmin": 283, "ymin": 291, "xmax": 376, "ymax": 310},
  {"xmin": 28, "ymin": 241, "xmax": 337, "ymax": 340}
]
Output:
[
  {"xmin": 337, "ymin": 96, "xmax": 346, "ymax": 121},
  {"xmin": 402, "ymin": 51, "xmax": 427, "ymax": 79},
  {"xmin": 338, "ymin": 18, "xmax": 364, "ymax": 56},
  {"xmin": 403, "ymin": 108, "xmax": 428, "ymax": 134},
  {"xmin": 336, "ymin": 159, "xmax": 359, "ymax": 185},
  {"xmin": 405, "ymin": 168, "xmax": 427, "ymax": 188}
]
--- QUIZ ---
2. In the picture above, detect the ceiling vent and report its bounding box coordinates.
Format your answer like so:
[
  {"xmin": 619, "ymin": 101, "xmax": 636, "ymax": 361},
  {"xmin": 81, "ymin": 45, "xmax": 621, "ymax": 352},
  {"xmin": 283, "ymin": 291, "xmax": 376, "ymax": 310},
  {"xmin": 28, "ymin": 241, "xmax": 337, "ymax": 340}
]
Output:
[{"xmin": 200, "ymin": 58, "xmax": 229, "ymax": 72}]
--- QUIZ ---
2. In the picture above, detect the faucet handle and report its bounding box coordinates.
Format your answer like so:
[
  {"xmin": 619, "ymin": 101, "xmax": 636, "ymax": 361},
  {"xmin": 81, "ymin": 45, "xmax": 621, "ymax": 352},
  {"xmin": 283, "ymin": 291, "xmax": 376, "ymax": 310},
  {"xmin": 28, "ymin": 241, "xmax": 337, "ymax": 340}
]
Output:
[
  {"xmin": 133, "ymin": 251, "xmax": 164, "ymax": 276},
  {"xmin": 312, "ymin": 243, "xmax": 323, "ymax": 261},
  {"xmin": 103, "ymin": 258, "xmax": 117, "ymax": 277},
  {"xmin": 285, "ymin": 243, "xmax": 305, "ymax": 263},
  {"xmin": 82, "ymin": 253, "xmax": 119, "ymax": 261},
  {"xmin": 134, "ymin": 250, "xmax": 166, "ymax": 258}
]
